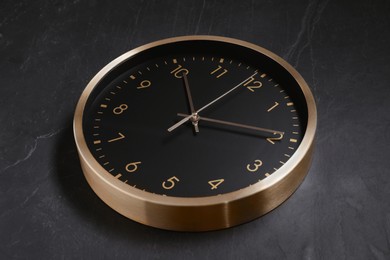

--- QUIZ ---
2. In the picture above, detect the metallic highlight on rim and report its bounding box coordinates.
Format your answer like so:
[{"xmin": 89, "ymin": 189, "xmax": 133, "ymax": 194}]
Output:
[{"xmin": 73, "ymin": 35, "xmax": 317, "ymax": 231}]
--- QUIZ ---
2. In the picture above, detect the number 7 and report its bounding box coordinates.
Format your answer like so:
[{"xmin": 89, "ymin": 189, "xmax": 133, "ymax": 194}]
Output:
[{"xmin": 107, "ymin": 132, "xmax": 125, "ymax": 143}]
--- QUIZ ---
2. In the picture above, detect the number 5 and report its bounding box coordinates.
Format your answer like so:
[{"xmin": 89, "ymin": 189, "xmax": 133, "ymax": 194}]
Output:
[{"xmin": 162, "ymin": 176, "xmax": 180, "ymax": 190}]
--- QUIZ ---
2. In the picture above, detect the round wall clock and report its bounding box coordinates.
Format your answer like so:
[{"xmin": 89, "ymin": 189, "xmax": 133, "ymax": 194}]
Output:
[{"xmin": 73, "ymin": 35, "xmax": 317, "ymax": 231}]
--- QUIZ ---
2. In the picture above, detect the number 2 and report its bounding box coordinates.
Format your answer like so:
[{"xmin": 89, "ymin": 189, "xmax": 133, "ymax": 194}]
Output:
[
  {"xmin": 267, "ymin": 133, "xmax": 284, "ymax": 144},
  {"xmin": 243, "ymin": 76, "xmax": 262, "ymax": 92}
]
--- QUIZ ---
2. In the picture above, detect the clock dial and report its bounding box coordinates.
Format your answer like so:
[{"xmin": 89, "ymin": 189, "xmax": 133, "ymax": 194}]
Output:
[
  {"xmin": 83, "ymin": 54, "xmax": 303, "ymax": 197},
  {"xmin": 74, "ymin": 36, "xmax": 316, "ymax": 231}
]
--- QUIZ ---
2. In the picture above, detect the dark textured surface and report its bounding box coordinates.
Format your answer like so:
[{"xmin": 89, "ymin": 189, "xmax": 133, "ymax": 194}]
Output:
[{"xmin": 1, "ymin": 0, "xmax": 390, "ymax": 259}]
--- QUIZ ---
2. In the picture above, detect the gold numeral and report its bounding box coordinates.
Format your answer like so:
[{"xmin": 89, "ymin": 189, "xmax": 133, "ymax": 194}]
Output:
[
  {"xmin": 246, "ymin": 160, "xmax": 263, "ymax": 172},
  {"xmin": 210, "ymin": 65, "xmax": 228, "ymax": 78},
  {"xmin": 267, "ymin": 133, "xmax": 284, "ymax": 144},
  {"xmin": 162, "ymin": 176, "xmax": 180, "ymax": 190},
  {"xmin": 125, "ymin": 161, "xmax": 141, "ymax": 173},
  {"xmin": 107, "ymin": 132, "xmax": 125, "ymax": 143},
  {"xmin": 208, "ymin": 179, "xmax": 224, "ymax": 190},
  {"xmin": 243, "ymin": 76, "xmax": 262, "ymax": 92},
  {"xmin": 137, "ymin": 80, "xmax": 152, "ymax": 89},
  {"xmin": 267, "ymin": 102, "xmax": 279, "ymax": 112},
  {"xmin": 113, "ymin": 104, "xmax": 128, "ymax": 115},
  {"xmin": 170, "ymin": 65, "xmax": 189, "ymax": 78}
]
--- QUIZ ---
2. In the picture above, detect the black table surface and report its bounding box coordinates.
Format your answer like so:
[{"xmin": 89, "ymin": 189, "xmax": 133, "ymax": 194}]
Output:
[{"xmin": 1, "ymin": 0, "xmax": 390, "ymax": 259}]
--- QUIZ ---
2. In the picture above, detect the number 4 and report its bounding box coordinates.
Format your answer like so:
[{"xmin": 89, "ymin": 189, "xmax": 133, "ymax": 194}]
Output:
[{"xmin": 208, "ymin": 179, "xmax": 224, "ymax": 190}]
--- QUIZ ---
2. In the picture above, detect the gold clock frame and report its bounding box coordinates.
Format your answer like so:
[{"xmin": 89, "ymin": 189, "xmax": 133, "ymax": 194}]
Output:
[{"xmin": 73, "ymin": 35, "xmax": 317, "ymax": 231}]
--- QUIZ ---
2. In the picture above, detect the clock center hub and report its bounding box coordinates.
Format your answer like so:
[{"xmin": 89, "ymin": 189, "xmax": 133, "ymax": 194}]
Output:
[{"xmin": 190, "ymin": 112, "xmax": 200, "ymax": 128}]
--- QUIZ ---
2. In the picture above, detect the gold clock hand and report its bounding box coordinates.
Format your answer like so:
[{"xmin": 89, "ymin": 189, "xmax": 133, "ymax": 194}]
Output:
[
  {"xmin": 167, "ymin": 71, "xmax": 258, "ymax": 132},
  {"xmin": 182, "ymin": 73, "xmax": 199, "ymax": 132},
  {"xmin": 196, "ymin": 71, "xmax": 258, "ymax": 114},
  {"xmin": 177, "ymin": 113, "xmax": 284, "ymax": 136},
  {"xmin": 167, "ymin": 114, "xmax": 192, "ymax": 132}
]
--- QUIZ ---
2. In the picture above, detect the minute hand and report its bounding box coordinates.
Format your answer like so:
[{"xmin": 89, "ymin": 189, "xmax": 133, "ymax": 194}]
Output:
[
  {"xmin": 167, "ymin": 72, "xmax": 258, "ymax": 132},
  {"xmin": 177, "ymin": 113, "xmax": 284, "ymax": 136}
]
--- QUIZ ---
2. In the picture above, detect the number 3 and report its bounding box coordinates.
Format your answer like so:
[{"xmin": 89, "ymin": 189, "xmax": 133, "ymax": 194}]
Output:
[{"xmin": 246, "ymin": 160, "xmax": 263, "ymax": 172}]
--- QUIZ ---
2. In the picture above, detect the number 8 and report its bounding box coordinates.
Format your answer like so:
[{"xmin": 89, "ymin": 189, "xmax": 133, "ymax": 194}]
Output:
[{"xmin": 113, "ymin": 104, "xmax": 128, "ymax": 115}]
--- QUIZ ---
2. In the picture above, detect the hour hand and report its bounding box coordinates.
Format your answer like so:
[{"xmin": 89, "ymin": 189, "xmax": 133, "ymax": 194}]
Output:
[
  {"xmin": 182, "ymin": 73, "xmax": 199, "ymax": 132},
  {"xmin": 177, "ymin": 113, "xmax": 284, "ymax": 137}
]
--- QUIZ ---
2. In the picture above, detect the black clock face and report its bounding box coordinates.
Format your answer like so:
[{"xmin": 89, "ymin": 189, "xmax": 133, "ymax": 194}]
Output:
[{"xmin": 82, "ymin": 40, "xmax": 308, "ymax": 197}]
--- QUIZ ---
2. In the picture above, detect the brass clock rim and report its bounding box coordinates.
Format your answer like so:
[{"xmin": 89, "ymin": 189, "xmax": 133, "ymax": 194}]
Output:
[{"xmin": 73, "ymin": 35, "xmax": 317, "ymax": 230}]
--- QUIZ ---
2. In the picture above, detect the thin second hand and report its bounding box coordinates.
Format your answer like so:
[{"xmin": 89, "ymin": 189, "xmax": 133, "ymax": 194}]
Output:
[
  {"xmin": 167, "ymin": 115, "xmax": 192, "ymax": 132},
  {"xmin": 196, "ymin": 71, "xmax": 258, "ymax": 114},
  {"xmin": 167, "ymin": 71, "xmax": 258, "ymax": 132}
]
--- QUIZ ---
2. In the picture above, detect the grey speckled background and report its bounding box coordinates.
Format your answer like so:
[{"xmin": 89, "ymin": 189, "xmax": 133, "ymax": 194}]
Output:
[{"xmin": 1, "ymin": 0, "xmax": 390, "ymax": 259}]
